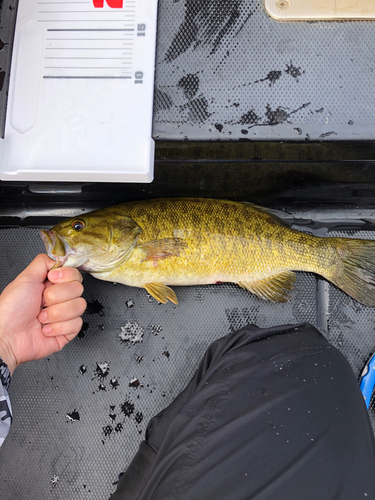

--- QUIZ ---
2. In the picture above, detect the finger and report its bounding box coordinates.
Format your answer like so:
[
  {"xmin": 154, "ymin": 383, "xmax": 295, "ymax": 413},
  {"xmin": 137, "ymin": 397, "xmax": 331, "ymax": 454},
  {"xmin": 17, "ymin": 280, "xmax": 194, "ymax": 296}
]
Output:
[
  {"xmin": 17, "ymin": 254, "xmax": 56, "ymax": 284},
  {"xmin": 41, "ymin": 279, "xmax": 55, "ymax": 307},
  {"xmin": 53, "ymin": 331, "xmax": 80, "ymax": 352},
  {"xmin": 41, "ymin": 327, "xmax": 82, "ymax": 355},
  {"xmin": 43, "ymin": 282, "xmax": 84, "ymax": 307},
  {"xmin": 42, "ymin": 317, "xmax": 83, "ymax": 339},
  {"xmin": 48, "ymin": 267, "xmax": 83, "ymax": 284},
  {"xmin": 38, "ymin": 297, "xmax": 87, "ymax": 325}
]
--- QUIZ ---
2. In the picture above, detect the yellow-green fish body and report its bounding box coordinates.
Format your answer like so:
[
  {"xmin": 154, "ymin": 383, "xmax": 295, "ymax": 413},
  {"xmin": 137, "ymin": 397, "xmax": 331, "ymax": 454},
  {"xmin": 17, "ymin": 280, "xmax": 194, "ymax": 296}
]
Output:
[{"xmin": 40, "ymin": 198, "xmax": 375, "ymax": 306}]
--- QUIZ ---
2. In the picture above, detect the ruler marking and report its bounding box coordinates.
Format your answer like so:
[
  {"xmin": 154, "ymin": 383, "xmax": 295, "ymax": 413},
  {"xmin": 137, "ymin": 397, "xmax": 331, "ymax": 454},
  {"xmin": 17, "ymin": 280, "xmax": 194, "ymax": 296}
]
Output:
[
  {"xmin": 39, "ymin": 20, "xmax": 135, "ymax": 22},
  {"xmin": 46, "ymin": 48, "xmax": 133, "ymax": 50},
  {"xmin": 41, "ymin": 1, "xmax": 137, "ymax": 82},
  {"xmin": 43, "ymin": 76, "xmax": 132, "ymax": 79},
  {"xmin": 47, "ymin": 29, "xmax": 134, "ymax": 31},
  {"xmin": 46, "ymin": 38, "xmax": 134, "ymax": 40},
  {"xmin": 45, "ymin": 57, "xmax": 132, "ymax": 59},
  {"xmin": 44, "ymin": 66, "xmax": 132, "ymax": 68}
]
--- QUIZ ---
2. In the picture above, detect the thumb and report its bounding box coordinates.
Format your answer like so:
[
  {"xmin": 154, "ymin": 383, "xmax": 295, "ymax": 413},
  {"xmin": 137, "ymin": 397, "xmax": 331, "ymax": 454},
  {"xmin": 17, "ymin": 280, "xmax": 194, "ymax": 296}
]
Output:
[{"xmin": 17, "ymin": 254, "xmax": 56, "ymax": 284}]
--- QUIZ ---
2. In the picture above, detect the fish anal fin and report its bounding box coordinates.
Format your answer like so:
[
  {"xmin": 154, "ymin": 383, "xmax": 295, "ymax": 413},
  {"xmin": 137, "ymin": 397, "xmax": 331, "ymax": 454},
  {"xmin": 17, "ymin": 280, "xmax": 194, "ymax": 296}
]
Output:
[
  {"xmin": 139, "ymin": 238, "xmax": 187, "ymax": 262},
  {"xmin": 165, "ymin": 286, "xmax": 178, "ymax": 304},
  {"xmin": 238, "ymin": 271, "xmax": 296, "ymax": 303},
  {"xmin": 144, "ymin": 283, "xmax": 178, "ymax": 305}
]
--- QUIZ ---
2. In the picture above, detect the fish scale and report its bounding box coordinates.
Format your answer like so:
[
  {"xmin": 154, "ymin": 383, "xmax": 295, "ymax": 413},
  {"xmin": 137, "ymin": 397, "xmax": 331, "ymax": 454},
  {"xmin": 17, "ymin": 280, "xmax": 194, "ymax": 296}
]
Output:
[{"xmin": 40, "ymin": 198, "xmax": 375, "ymax": 307}]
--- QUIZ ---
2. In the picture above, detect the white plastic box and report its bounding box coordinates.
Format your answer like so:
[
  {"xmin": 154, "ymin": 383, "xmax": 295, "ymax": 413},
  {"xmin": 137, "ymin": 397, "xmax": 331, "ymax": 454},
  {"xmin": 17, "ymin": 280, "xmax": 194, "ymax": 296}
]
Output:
[{"xmin": 0, "ymin": 0, "xmax": 158, "ymax": 182}]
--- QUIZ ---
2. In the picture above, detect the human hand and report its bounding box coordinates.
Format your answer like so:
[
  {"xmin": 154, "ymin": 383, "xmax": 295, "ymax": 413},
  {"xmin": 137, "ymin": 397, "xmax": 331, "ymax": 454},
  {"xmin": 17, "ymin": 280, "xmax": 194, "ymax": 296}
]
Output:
[{"xmin": 0, "ymin": 254, "xmax": 86, "ymax": 375}]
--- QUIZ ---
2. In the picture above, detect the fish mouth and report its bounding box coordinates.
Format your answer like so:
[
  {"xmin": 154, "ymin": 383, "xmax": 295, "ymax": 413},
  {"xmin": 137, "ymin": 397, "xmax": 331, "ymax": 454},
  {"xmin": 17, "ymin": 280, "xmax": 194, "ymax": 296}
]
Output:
[{"xmin": 40, "ymin": 230, "xmax": 74, "ymax": 268}]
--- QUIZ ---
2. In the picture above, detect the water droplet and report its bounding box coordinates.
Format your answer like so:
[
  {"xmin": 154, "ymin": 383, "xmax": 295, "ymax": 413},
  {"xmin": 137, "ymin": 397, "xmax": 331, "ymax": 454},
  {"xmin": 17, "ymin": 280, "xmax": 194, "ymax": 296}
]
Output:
[
  {"xmin": 149, "ymin": 324, "xmax": 162, "ymax": 335},
  {"xmin": 121, "ymin": 400, "xmax": 135, "ymax": 417},
  {"xmin": 135, "ymin": 411, "xmax": 143, "ymax": 424},
  {"xmin": 129, "ymin": 378, "xmax": 141, "ymax": 388},
  {"xmin": 115, "ymin": 422, "xmax": 123, "ymax": 433},
  {"xmin": 96, "ymin": 362, "xmax": 110, "ymax": 378},
  {"xmin": 110, "ymin": 378, "xmax": 119, "ymax": 389},
  {"xmin": 118, "ymin": 322, "xmax": 144, "ymax": 345},
  {"xmin": 50, "ymin": 475, "xmax": 59, "ymax": 488},
  {"xmin": 86, "ymin": 299, "xmax": 104, "ymax": 316},
  {"xmin": 103, "ymin": 425, "xmax": 113, "ymax": 437},
  {"xmin": 66, "ymin": 410, "xmax": 80, "ymax": 422}
]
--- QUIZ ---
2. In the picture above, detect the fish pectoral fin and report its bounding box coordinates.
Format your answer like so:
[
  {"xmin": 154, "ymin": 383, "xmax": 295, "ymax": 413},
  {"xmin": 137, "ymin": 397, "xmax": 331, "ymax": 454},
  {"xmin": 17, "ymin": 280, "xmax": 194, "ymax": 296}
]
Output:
[
  {"xmin": 144, "ymin": 283, "xmax": 178, "ymax": 305},
  {"xmin": 238, "ymin": 271, "xmax": 296, "ymax": 303},
  {"xmin": 138, "ymin": 238, "xmax": 187, "ymax": 262}
]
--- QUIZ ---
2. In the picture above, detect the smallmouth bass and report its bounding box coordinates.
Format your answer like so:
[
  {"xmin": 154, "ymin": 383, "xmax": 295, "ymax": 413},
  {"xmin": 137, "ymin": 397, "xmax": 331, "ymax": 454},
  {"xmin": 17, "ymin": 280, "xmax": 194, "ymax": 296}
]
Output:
[{"xmin": 40, "ymin": 198, "xmax": 375, "ymax": 307}]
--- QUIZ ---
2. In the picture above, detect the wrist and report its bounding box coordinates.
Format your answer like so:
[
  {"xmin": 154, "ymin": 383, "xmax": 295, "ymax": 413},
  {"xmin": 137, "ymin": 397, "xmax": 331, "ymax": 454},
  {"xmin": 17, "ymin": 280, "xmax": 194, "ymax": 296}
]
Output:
[{"xmin": 0, "ymin": 335, "xmax": 16, "ymax": 376}]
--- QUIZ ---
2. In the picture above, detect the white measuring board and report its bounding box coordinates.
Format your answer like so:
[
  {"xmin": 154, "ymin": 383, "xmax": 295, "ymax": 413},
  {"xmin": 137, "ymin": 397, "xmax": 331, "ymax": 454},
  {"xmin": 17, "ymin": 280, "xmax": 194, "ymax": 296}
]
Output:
[{"xmin": 0, "ymin": 0, "xmax": 158, "ymax": 182}]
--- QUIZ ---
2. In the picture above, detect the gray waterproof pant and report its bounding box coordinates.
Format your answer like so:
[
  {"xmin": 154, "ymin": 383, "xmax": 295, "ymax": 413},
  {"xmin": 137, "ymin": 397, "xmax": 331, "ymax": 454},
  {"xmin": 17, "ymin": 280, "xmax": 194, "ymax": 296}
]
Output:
[{"xmin": 111, "ymin": 323, "xmax": 375, "ymax": 500}]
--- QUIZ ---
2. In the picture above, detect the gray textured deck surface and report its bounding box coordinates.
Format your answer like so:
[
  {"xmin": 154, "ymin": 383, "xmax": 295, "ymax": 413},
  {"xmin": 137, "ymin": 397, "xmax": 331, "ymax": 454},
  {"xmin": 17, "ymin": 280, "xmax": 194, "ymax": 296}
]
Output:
[
  {"xmin": 153, "ymin": 0, "xmax": 375, "ymax": 141},
  {"xmin": 0, "ymin": 218, "xmax": 375, "ymax": 499}
]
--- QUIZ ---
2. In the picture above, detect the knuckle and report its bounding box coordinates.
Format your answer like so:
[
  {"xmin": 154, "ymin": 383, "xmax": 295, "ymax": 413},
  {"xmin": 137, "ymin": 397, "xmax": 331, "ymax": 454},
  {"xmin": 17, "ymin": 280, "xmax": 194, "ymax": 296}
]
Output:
[
  {"xmin": 47, "ymin": 307, "xmax": 57, "ymax": 322},
  {"xmin": 51, "ymin": 322, "xmax": 60, "ymax": 336},
  {"xmin": 60, "ymin": 267, "xmax": 83, "ymax": 284},
  {"xmin": 78, "ymin": 297, "xmax": 87, "ymax": 313},
  {"xmin": 73, "ymin": 282, "xmax": 84, "ymax": 297},
  {"xmin": 36, "ymin": 253, "xmax": 47, "ymax": 264},
  {"xmin": 44, "ymin": 288, "xmax": 54, "ymax": 305},
  {"xmin": 66, "ymin": 318, "xmax": 82, "ymax": 338},
  {"xmin": 74, "ymin": 317, "xmax": 83, "ymax": 334}
]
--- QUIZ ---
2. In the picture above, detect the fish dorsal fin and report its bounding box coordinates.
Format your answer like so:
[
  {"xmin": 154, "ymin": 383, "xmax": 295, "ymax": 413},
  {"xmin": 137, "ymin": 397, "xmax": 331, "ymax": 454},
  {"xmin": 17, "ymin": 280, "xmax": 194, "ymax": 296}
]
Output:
[
  {"xmin": 238, "ymin": 271, "xmax": 296, "ymax": 302},
  {"xmin": 138, "ymin": 238, "xmax": 187, "ymax": 262},
  {"xmin": 144, "ymin": 283, "xmax": 178, "ymax": 304}
]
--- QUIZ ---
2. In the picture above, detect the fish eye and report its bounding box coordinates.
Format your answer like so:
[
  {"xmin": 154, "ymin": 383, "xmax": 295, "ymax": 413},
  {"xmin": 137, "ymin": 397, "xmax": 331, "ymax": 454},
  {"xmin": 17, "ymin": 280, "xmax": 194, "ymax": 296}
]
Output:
[{"xmin": 72, "ymin": 220, "xmax": 85, "ymax": 231}]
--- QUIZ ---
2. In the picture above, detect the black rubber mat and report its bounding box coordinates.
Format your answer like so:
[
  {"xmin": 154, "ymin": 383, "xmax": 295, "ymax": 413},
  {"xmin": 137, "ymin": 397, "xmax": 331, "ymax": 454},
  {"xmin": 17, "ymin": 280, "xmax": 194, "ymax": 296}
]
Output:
[{"xmin": 0, "ymin": 219, "xmax": 375, "ymax": 499}]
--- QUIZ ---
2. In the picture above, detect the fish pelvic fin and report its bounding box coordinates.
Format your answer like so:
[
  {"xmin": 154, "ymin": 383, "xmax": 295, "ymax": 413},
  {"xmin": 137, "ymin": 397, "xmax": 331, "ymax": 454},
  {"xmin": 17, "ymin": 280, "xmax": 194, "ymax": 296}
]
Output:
[
  {"xmin": 328, "ymin": 239, "xmax": 375, "ymax": 307},
  {"xmin": 144, "ymin": 283, "xmax": 178, "ymax": 305},
  {"xmin": 138, "ymin": 238, "xmax": 188, "ymax": 262},
  {"xmin": 238, "ymin": 271, "xmax": 296, "ymax": 303}
]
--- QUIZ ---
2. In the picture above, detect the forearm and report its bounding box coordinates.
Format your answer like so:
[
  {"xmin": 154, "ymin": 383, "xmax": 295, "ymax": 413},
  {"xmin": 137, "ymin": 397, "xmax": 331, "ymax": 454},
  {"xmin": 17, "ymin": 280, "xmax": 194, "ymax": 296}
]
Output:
[{"xmin": 0, "ymin": 358, "xmax": 12, "ymax": 447}]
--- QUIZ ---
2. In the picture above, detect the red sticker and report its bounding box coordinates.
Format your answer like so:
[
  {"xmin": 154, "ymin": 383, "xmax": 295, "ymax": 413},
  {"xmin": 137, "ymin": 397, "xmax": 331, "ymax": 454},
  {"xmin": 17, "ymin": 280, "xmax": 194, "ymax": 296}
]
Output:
[{"xmin": 93, "ymin": 0, "xmax": 123, "ymax": 8}]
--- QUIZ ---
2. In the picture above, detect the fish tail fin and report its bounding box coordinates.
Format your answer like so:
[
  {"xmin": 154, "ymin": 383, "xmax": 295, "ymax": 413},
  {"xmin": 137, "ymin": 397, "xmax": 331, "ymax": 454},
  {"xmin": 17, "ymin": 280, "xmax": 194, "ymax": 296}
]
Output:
[{"xmin": 328, "ymin": 238, "xmax": 375, "ymax": 307}]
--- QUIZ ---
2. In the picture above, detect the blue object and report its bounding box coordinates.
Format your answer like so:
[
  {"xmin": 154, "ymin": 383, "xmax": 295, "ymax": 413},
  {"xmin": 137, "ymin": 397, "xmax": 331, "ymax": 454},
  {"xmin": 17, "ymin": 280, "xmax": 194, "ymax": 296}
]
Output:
[{"xmin": 359, "ymin": 353, "xmax": 375, "ymax": 409}]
